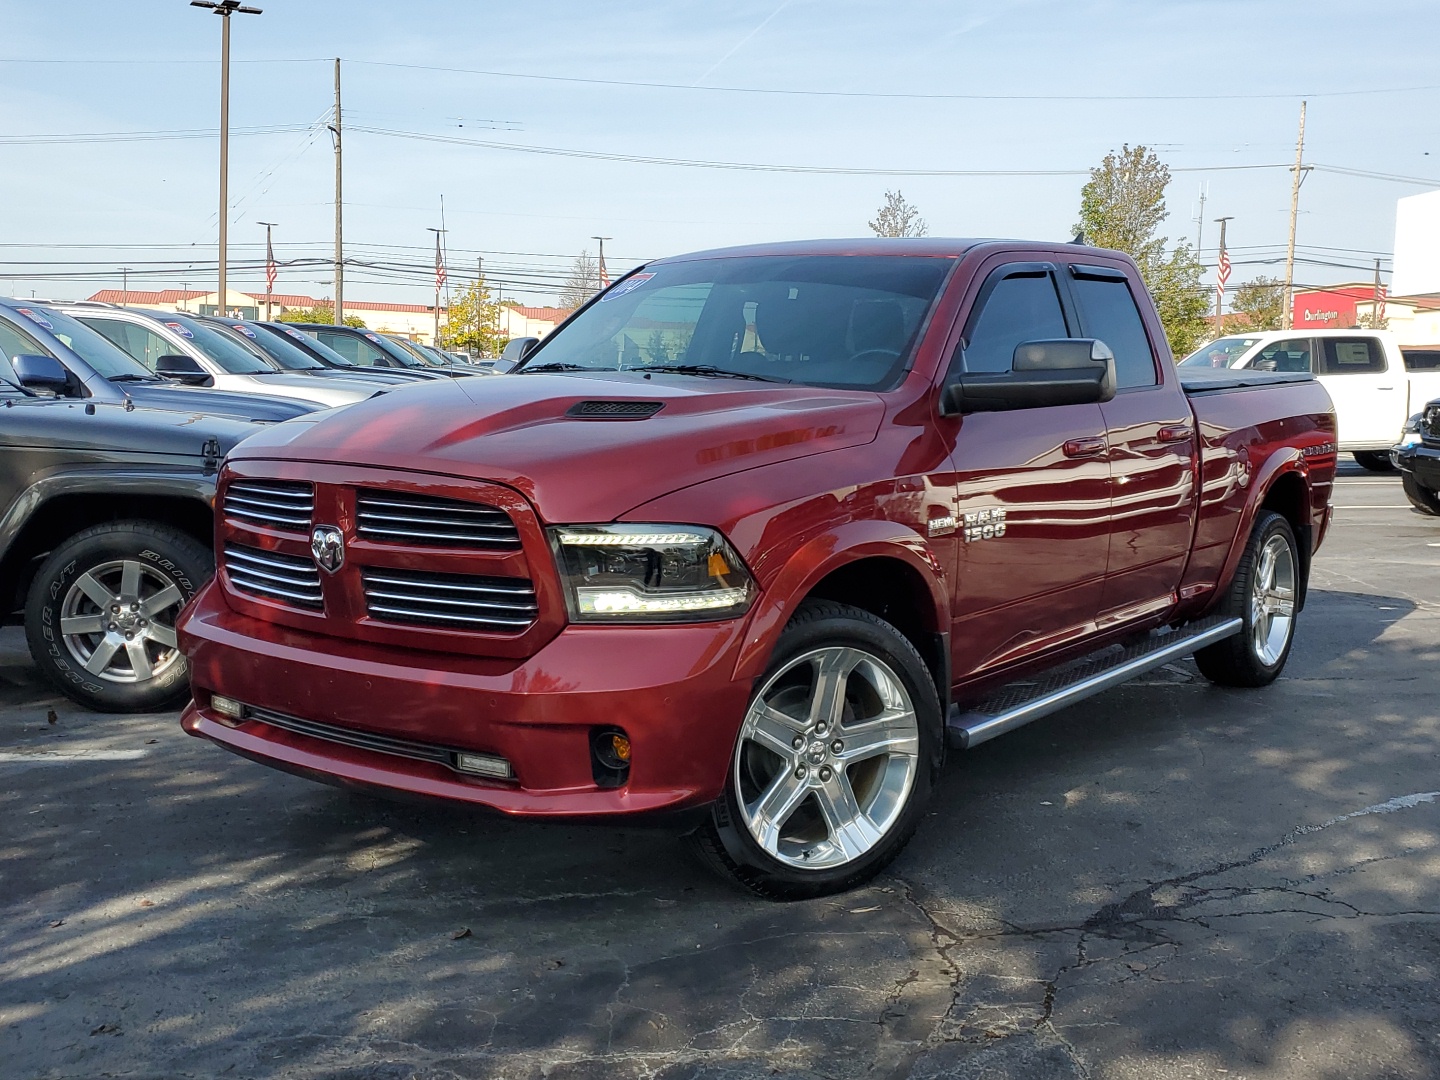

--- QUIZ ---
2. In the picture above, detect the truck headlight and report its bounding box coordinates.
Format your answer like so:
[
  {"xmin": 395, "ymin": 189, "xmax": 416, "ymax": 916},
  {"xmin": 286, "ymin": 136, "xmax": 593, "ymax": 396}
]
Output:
[{"xmin": 549, "ymin": 524, "xmax": 756, "ymax": 622}]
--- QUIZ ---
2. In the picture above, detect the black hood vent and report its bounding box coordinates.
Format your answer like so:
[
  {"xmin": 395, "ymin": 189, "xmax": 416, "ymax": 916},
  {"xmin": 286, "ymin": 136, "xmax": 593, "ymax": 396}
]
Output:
[{"xmin": 566, "ymin": 400, "xmax": 665, "ymax": 420}]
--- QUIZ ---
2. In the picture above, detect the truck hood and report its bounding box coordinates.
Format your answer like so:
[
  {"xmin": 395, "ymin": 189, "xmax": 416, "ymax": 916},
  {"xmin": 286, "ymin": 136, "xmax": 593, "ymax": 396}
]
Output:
[
  {"xmin": 229, "ymin": 371, "xmax": 885, "ymax": 521},
  {"xmin": 124, "ymin": 382, "xmax": 319, "ymax": 422}
]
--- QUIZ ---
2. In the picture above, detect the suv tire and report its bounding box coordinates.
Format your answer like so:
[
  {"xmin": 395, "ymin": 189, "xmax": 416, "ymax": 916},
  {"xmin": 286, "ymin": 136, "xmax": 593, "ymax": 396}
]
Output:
[
  {"xmin": 1401, "ymin": 472, "xmax": 1440, "ymax": 516},
  {"xmin": 691, "ymin": 600, "xmax": 943, "ymax": 900},
  {"xmin": 25, "ymin": 521, "xmax": 212, "ymax": 713},
  {"xmin": 1194, "ymin": 511, "xmax": 1300, "ymax": 688},
  {"xmin": 1352, "ymin": 451, "xmax": 1395, "ymax": 472}
]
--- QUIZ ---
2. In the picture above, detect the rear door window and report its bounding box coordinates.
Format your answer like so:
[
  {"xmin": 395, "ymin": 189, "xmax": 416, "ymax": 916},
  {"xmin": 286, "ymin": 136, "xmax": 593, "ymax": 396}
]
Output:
[
  {"xmin": 961, "ymin": 267, "xmax": 1070, "ymax": 374},
  {"xmin": 1319, "ymin": 337, "xmax": 1386, "ymax": 375},
  {"xmin": 1068, "ymin": 269, "xmax": 1157, "ymax": 388},
  {"xmin": 1251, "ymin": 337, "xmax": 1313, "ymax": 373}
]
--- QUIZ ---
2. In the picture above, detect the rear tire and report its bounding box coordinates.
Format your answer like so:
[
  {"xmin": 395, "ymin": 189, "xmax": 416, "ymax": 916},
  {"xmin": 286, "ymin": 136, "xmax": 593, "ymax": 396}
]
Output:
[
  {"xmin": 1401, "ymin": 472, "xmax": 1440, "ymax": 516},
  {"xmin": 1352, "ymin": 450, "xmax": 1395, "ymax": 472},
  {"xmin": 1194, "ymin": 511, "xmax": 1299, "ymax": 688},
  {"xmin": 25, "ymin": 521, "xmax": 213, "ymax": 713},
  {"xmin": 691, "ymin": 600, "xmax": 943, "ymax": 900}
]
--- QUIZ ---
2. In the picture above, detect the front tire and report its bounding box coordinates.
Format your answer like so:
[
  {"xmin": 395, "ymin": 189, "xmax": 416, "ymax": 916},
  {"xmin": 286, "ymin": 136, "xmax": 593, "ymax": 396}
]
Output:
[
  {"xmin": 25, "ymin": 521, "xmax": 213, "ymax": 713},
  {"xmin": 1401, "ymin": 472, "xmax": 1440, "ymax": 516},
  {"xmin": 1353, "ymin": 450, "xmax": 1395, "ymax": 472},
  {"xmin": 1194, "ymin": 511, "xmax": 1299, "ymax": 688},
  {"xmin": 692, "ymin": 600, "xmax": 943, "ymax": 900}
]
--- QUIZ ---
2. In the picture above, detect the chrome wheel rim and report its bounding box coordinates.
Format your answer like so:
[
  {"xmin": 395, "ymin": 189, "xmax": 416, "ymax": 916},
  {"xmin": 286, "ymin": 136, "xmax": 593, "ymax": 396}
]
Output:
[
  {"xmin": 1250, "ymin": 534, "xmax": 1296, "ymax": 666},
  {"xmin": 59, "ymin": 559, "xmax": 185, "ymax": 684},
  {"xmin": 733, "ymin": 646, "xmax": 920, "ymax": 870}
]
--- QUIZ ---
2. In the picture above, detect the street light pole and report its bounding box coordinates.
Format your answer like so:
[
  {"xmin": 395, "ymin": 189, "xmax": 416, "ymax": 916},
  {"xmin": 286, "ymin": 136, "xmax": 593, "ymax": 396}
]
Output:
[
  {"xmin": 591, "ymin": 235, "xmax": 612, "ymax": 289},
  {"xmin": 191, "ymin": 1, "xmax": 262, "ymax": 317},
  {"xmin": 119, "ymin": 267, "xmax": 132, "ymax": 306},
  {"xmin": 258, "ymin": 221, "xmax": 278, "ymax": 319},
  {"xmin": 427, "ymin": 226, "xmax": 446, "ymax": 346}
]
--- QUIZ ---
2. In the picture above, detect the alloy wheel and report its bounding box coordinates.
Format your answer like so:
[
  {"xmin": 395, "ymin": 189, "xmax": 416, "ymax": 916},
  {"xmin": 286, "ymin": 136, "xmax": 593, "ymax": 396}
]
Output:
[
  {"xmin": 733, "ymin": 646, "xmax": 920, "ymax": 870},
  {"xmin": 58, "ymin": 559, "xmax": 185, "ymax": 684},
  {"xmin": 1250, "ymin": 533, "xmax": 1296, "ymax": 666}
]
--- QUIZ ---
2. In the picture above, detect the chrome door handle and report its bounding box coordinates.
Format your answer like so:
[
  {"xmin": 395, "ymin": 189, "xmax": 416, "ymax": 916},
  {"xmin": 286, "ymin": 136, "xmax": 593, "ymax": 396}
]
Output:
[
  {"xmin": 1157, "ymin": 425, "xmax": 1193, "ymax": 443},
  {"xmin": 1063, "ymin": 436, "xmax": 1108, "ymax": 458}
]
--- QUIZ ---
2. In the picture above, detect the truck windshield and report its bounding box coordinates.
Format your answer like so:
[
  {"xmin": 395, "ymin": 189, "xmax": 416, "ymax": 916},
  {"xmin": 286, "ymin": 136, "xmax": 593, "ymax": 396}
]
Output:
[
  {"xmin": 30, "ymin": 305, "xmax": 158, "ymax": 381},
  {"xmin": 216, "ymin": 322, "xmax": 323, "ymax": 370},
  {"xmin": 1178, "ymin": 336, "xmax": 1262, "ymax": 368},
  {"xmin": 517, "ymin": 255, "xmax": 953, "ymax": 390}
]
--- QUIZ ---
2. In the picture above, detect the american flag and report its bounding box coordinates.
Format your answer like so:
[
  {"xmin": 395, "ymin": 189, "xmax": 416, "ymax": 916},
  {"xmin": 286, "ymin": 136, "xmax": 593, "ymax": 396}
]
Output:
[
  {"xmin": 265, "ymin": 232, "xmax": 277, "ymax": 293},
  {"xmin": 1216, "ymin": 246, "xmax": 1232, "ymax": 294},
  {"xmin": 597, "ymin": 249, "xmax": 609, "ymax": 289},
  {"xmin": 435, "ymin": 239, "xmax": 446, "ymax": 291}
]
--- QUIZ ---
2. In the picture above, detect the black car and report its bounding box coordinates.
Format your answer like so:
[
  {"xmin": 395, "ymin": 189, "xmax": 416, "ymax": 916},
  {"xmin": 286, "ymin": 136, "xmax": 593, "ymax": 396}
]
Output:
[
  {"xmin": 209, "ymin": 318, "xmax": 429, "ymax": 386},
  {"xmin": 0, "ymin": 298, "xmax": 315, "ymax": 422},
  {"xmin": 283, "ymin": 323, "xmax": 456, "ymax": 379},
  {"xmin": 0, "ymin": 353, "xmax": 271, "ymax": 712},
  {"xmin": 1394, "ymin": 397, "xmax": 1440, "ymax": 516}
]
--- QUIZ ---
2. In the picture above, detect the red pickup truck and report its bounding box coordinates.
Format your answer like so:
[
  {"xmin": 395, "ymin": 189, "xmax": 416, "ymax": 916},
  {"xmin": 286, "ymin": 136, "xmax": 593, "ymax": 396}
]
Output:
[{"xmin": 178, "ymin": 239, "xmax": 1336, "ymax": 898}]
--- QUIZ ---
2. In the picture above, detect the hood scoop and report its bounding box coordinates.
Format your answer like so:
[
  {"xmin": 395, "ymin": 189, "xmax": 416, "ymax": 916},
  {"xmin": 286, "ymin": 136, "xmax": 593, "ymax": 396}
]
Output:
[{"xmin": 566, "ymin": 400, "xmax": 665, "ymax": 420}]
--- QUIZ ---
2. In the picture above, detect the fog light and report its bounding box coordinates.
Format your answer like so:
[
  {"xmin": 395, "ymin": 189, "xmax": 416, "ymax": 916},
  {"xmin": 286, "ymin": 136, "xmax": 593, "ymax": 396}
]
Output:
[
  {"xmin": 590, "ymin": 727, "xmax": 632, "ymax": 787},
  {"xmin": 454, "ymin": 752, "xmax": 513, "ymax": 780},
  {"xmin": 210, "ymin": 694, "xmax": 247, "ymax": 721},
  {"xmin": 610, "ymin": 734, "xmax": 631, "ymax": 763}
]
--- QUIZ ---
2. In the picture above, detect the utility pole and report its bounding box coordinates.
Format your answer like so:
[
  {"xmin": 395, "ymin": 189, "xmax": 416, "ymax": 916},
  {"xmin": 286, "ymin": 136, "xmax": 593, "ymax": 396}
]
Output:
[
  {"xmin": 428, "ymin": 226, "xmax": 446, "ymax": 346},
  {"xmin": 1213, "ymin": 217, "xmax": 1233, "ymax": 332},
  {"xmin": 1372, "ymin": 257, "xmax": 1384, "ymax": 327},
  {"xmin": 1194, "ymin": 183, "xmax": 1208, "ymax": 253},
  {"xmin": 258, "ymin": 220, "xmax": 277, "ymax": 319},
  {"xmin": 592, "ymin": 236, "xmax": 612, "ymax": 289},
  {"xmin": 476, "ymin": 256, "xmax": 484, "ymax": 353},
  {"xmin": 1283, "ymin": 100, "xmax": 1307, "ymax": 330},
  {"xmin": 119, "ymin": 267, "xmax": 132, "ymax": 306},
  {"xmin": 330, "ymin": 58, "xmax": 343, "ymax": 325},
  {"xmin": 191, "ymin": 1, "xmax": 263, "ymax": 318}
]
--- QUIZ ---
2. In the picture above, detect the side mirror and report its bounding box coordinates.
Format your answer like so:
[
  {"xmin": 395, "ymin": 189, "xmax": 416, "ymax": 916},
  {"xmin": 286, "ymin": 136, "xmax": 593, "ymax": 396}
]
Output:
[
  {"xmin": 12, "ymin": 353, "xmax": 70, "ymax": 392},
  {"xmin": 156, "ymin": 353, "xmax": 213, "ymax": 387},
  {"xmin": 940, "ymin": 338, "xmax": 1118, "ymax": 416},
  {"xmin": 501, "ymin": 336, "xmax": 540, "ymax": 365}
]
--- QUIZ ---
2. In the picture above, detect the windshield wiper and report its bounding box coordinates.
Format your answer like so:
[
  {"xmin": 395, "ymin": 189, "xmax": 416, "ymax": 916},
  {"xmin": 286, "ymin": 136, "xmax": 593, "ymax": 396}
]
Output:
[
  {"xmin": 0, "ymin": 375, "xmax": 37, "ymax": 397},
  {"xmin": 109, "ymin": 373, "xmax": 161, "ymax": 383},
  {"xmin": 520, "ymin": 362, "xmax": 591, "ymax": 373},
  {"xmin": 636, "ymin": 363, "xmax": 788, "ymax": 383}
]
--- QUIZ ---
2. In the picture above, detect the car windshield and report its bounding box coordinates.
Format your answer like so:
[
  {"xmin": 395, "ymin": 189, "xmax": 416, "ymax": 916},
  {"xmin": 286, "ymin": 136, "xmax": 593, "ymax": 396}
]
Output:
[
  {"xmin": 517, "ymin": 255, "xmax": 953, "ymax": 389},
  {"xmin": 1178, "ymin": 336, "xmax": 1262, "ymax": 368},
  {"xmin": 28, "ymin": 305, "xmax": 157, "ymax": 381},
  {"xmin": 174, "ymin": 317, "xmax": 278, "ymax": 374},
  {"xmin": 386, "ymin": 335, "xmax": 443, "ymax": 366},
  {"xmin": 262, "ymin": 324, "xmax": 358, "ymax": 367},
  {"xmin": 218, "ymin": 322, "xmax": 323, "ymax": 370}
]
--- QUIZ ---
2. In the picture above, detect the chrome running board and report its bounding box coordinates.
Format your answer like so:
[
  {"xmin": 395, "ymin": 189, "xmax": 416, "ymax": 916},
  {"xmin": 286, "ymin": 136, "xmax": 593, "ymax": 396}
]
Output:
[{"xmin": 947, "ymin": 616, "xmax": 1243, "ymax": 749}]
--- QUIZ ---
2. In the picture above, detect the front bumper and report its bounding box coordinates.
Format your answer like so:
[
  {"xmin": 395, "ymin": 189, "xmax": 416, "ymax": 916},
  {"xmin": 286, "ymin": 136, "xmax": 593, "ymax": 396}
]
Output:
[
  {"xmin": 1393, "ymin": 442, "xmax": 1440, "ymax": 489},
  {"xmin": 178, "ymin": 581, "xmax": 754, "ymax": 817}
]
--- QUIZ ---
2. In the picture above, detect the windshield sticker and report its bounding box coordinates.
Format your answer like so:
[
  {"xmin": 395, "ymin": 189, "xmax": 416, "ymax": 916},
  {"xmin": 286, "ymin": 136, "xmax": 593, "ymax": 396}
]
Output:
[
  {"xmin": 15, "ymin": 308, "xmax": 54, "ymax": 331},
  {"xmin": 600, "ymin": 273, "xmax": 654, "ymax": 302},
  {"xmin": 283, "ymin": 327, "xmax": 306, "ymax": 339},
  {"xmin": 232, "ymin": 323, "xmax": 257, "ymax": 338},
  {"xmin": 164, "ymin": 321, "xmax": 195, "ymax": 339},
  {"xmin": 365, "ymin": 333, "xmax": 381, "ymax": 342}
]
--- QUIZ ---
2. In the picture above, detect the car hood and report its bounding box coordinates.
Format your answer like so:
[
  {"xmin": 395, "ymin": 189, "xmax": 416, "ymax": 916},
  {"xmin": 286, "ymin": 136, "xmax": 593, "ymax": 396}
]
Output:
[
  {"xmin": 243, "ymin": 371, "xmax": 377, "ymax": 406},
  {"xmin": 229, "ymin": 371, "xmax": 885, "ymax": 521},
  {"xmin": 124, "ymin": 382, "xmax": 319, "ymax": 421}
]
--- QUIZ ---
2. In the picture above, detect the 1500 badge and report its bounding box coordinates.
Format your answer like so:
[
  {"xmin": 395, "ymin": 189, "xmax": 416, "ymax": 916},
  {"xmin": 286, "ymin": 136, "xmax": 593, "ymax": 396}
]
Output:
[{"xmin": 962, "ymin": 508, "xmax": 1007, "ymax": 542}]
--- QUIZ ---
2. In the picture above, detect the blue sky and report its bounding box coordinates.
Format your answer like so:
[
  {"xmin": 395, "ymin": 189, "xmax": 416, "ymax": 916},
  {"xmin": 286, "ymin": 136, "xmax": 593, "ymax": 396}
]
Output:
[{"xmin": 2, "ymin": 0, "xmax": 1436, "ymax": 307}]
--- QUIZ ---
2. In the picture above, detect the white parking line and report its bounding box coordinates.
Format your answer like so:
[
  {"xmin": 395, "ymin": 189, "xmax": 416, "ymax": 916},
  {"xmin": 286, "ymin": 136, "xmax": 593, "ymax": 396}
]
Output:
[
  {"xmin": 1333, "ymin": 505, "xmax": 1413, "ymax": 510},
  {"xmin": 0, "ymin": 749, "xmax": 149, "ymax": 764}
]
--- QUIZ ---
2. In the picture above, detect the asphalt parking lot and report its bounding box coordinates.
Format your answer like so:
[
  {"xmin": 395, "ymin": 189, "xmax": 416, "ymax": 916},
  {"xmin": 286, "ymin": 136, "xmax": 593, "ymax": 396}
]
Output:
[{"xmin": 2, "ymin": 460, "xmax": 1437, "ymax": 1080}]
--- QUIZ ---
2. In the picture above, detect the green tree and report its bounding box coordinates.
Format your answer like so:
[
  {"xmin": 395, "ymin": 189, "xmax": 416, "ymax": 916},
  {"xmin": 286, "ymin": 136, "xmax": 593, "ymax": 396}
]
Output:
[
  {"xmin": 278, "ymin": 303, "xmax": 364, "ymax": 328},
  {"xmin": 1075, "ymin": 144, "xmax": 1207, "ymax": 356},
  {"xmin": 442, "ymin": 277, "xmax": 506, "ymax": 357},
  {"xmin": 1149, "ymin": 244, "xmax": 1211, "ymax": 358},
  {"xmin": 559, "ymin": 250, "xmax": 601, "ymax": 311},
  {"xmin": 868, "ymin": 189, "xmax": 928, "ymax": 238},
  {"xmin": 1230, "ymin": 275, "xmax": 1287, "ymax": 331}
]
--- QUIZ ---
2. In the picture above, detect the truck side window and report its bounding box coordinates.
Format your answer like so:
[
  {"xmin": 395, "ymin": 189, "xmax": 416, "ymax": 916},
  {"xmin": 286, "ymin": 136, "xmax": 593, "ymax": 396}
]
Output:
[
  {"xmin": 962, "ymin": 271, "xmax": 1069, "ymax": 373},
  {"xmin": 1319, "ymin": 337, "xmax": 1385, "ymax": 375},
  {"xmin": 1251, "ymin": 338, "xmax": 1312, "ymax": 373},
  {"xmin": 1069, "ymin": 274, "xmax": 1158, "ymax": 388}
]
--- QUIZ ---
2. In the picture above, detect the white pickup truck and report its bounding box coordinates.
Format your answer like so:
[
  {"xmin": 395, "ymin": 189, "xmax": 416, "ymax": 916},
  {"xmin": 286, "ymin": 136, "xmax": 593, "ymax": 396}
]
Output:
[{"xmin": 1180, "ymin": 329, "xmax": 1440, "ymax": 470}]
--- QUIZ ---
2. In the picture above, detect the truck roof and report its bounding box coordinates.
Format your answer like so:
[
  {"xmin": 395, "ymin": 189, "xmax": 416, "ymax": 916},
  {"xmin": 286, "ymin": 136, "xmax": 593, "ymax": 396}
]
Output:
[{"xmin": 651, "ymin": 237, "xmax": 1128, "ymax": 264}]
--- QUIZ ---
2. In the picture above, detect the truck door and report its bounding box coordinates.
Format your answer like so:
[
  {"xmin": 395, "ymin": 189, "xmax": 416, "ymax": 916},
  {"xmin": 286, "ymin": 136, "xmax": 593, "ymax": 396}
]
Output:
[
  {"xmin": 1316, "ymin": 335, "xmax": 1403, "ymax": 448},
  {"xmin": 1064, "ymin": 263, "xmax": 1197, "ymax": 624},
  {"xmin": 944, "ymin": 261, "xmax": 1111, "ymax": 678}
]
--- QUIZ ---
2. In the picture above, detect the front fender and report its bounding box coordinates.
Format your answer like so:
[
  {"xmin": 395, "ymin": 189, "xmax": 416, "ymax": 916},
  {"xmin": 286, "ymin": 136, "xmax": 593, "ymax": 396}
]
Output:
[{"xmin": 733, "ymin": 518, "xmax": 949, "ymax": 682}]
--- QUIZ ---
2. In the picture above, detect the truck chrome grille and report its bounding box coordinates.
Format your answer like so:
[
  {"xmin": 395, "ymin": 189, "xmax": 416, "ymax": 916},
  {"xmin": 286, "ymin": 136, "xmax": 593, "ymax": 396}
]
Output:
[
  {"xmin": 223, "ymin": 479, "xmax": 314, "ymax": 531},
  {"xmin": 362, "ymin": 567, "xmax": 537, "ymax": 632},
  {"xmin": 356, "ymin": 490, "xmax": 521, "ymax": 549},
  {"xmin": 224, "ymin": 544, "xmax": 324, "ymax": 609},
  {"xmin": 1424, "ymin": 404, "xmax": 1440, "ymax": 443}
]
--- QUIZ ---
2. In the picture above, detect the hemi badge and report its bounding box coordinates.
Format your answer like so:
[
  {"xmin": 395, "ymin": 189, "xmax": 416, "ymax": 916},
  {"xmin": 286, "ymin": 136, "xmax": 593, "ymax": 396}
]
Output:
[{"xmin": 927, "ymin": 515, "xmax": 957, "ymax": 537}]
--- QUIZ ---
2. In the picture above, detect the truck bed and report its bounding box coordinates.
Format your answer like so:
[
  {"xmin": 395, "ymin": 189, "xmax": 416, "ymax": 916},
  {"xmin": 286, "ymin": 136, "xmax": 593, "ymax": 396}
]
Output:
[{"xmin": 1179, "ymin": 369, "xmax": 1316, "ymax": 395}]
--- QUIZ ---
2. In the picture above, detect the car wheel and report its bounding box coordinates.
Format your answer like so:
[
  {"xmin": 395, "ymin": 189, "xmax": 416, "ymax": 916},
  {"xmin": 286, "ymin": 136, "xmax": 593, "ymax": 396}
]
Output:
[
  {"xmin": 1401, "ymin": 472, "xmax": 1440, "ymax": 516},
  {"xmin": 25, "ymin": 521, "xmax": 213, "ymax": 713},
  {"xmin": 1194, "ymin": 511, "xmax": 1300, "ymax": 688},
  {"xmin": 1352, "ymin": 451, "xmax": 1396, "ymax": 472},
  {"xmin": 691, "ymin": 600, "xmax": 943, "ymax": 900}
]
